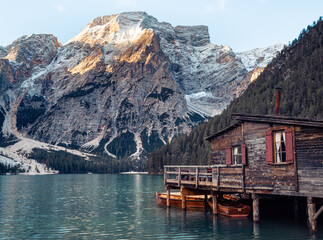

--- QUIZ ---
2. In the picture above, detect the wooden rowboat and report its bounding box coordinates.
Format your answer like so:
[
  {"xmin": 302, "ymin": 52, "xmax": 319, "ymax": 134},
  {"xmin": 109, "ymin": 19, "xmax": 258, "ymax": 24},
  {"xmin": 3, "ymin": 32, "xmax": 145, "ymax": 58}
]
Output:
[
  {"xmin": 207, "ymin": 198, "xmax": 250, "ymax": 217},
  {"xmin": 156, "ymin": 192, "xmax": 205, "ymax": 208}
]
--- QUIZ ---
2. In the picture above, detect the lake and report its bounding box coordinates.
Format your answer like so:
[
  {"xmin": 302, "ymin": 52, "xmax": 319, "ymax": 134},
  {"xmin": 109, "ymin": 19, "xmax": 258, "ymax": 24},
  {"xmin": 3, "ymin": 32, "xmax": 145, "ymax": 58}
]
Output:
[{"xmin": 0, "ymin": 174, "xmax": 321, "ymax": 239}]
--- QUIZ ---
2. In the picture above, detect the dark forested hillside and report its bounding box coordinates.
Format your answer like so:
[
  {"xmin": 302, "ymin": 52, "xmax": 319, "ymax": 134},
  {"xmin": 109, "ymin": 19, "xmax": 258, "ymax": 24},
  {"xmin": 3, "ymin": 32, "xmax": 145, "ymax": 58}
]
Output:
[{"xmin": 148, "ymin": 17, "xmax": 323, "ymax": 173}]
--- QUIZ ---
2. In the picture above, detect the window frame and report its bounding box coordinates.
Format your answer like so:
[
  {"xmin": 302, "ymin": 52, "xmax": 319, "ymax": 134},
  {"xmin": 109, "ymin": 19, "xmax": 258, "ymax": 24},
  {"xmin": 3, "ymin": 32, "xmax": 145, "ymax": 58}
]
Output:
[
  {"xmin": 273, "ymin": 130, "xmax": 286, "ymax": 163},
  {"xmin": 265, "ymin": 127, "xmax": 294, "ymax": 165},
  {"xmin": 231, "ymin": 145, "xmax": 242, "ymax": 165}
]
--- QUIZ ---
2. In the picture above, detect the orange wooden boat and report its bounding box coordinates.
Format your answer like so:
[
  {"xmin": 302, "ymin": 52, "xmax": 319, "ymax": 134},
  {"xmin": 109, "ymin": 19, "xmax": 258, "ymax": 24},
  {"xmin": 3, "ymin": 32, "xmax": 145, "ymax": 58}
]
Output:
[
  {"xmin": 156, "ymin": 192, "xmax": 205, "ymax": 208},
  {"xmin": 207, "ymin": 198, "xmax": 250, "ymax": 217}
]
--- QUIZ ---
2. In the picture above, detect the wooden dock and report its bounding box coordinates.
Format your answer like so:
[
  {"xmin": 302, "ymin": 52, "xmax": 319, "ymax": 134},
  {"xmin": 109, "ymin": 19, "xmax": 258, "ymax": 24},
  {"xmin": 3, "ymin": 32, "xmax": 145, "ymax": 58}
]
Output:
[{"xmin": 164, "ymin": 164, "xmax": 323, "ymax": 230}]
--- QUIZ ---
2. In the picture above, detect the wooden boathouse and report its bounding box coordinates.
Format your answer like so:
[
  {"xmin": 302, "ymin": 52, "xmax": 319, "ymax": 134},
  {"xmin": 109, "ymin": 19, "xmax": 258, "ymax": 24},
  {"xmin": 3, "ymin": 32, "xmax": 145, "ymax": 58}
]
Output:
[{"xmin": 164, "ymin": 113, "xmax": 323, "ymax": 231}]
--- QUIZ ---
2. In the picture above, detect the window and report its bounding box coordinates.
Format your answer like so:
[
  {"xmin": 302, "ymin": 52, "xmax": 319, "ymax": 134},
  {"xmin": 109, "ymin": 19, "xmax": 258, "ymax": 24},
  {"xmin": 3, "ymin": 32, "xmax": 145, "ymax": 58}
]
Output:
[
  {"xmin": 274, "ymin": 131, "xmax": 286, "ymax": 163},
  {"xmin": 225, "ymin": 145, "xmax": 246, "ymax": 165},
  {"xmin": 265, "ymin": 128, "xmax": 294, "ymax": 164},
  {"xmin": 232, "ymin": 146, "xmax": 242, "ymax": 165}
]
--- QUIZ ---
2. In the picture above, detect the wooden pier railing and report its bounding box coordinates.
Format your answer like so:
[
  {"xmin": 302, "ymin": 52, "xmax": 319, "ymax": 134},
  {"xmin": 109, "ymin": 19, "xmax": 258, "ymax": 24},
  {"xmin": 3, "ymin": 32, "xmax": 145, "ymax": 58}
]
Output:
[{"xmin": 164, "ymin": 165, "xmax": 245, "ymax": 191}]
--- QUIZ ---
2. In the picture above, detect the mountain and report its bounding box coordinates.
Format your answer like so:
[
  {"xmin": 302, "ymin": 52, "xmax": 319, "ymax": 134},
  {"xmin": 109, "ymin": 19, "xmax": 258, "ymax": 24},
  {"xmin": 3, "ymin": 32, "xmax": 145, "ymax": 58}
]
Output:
[
  {"xmin": 148, "ymin": 17, "xmax": 323, "ymax": 173},
  {"xmin": 0, "ymin": 12, "xmax": 282, "ymax": 173}
]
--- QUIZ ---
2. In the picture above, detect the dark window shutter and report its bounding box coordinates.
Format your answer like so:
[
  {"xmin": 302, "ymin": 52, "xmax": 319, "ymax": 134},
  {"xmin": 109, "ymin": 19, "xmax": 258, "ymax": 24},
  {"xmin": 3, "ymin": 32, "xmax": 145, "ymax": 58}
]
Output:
[
  {"xmin": 225, "ymin": 147, "xmax": 231, "ymax": 165},
  {"xmin": 241, "ymin": 144, "xmax": 247, "ymax": 165},
  {"xmin": 265, "ymin": 131, "xmax": 273, "ymax": 164},
  {"xmin": 285, "ymin": 128, "xmax": 294, "ymax": 163}
]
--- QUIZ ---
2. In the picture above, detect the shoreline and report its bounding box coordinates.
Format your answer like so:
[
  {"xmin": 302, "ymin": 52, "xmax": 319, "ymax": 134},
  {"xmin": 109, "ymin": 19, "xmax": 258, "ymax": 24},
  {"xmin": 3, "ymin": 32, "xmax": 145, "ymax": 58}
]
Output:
[{"xmin": 120, "ymin": 171, "xmax": 148, "ymax": 175}]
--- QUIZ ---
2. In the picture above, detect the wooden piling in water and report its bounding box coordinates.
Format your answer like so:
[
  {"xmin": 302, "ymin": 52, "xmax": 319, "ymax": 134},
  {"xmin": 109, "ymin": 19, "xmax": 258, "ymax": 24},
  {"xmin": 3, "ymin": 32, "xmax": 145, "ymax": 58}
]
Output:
[
  {"xmin": 212, "ymin": 194, "xmax": 218, "ymax": 215},
  {"xmin": 204, "ymin": 195, "xmax": 208, "ymax": 208},
  {"xmin": 182, "ymin": 195, "xmax": 186, "ymax": 209},
  {"xmin": 167, "ymin": 188, "xmax": 171, "ymax": 207},
  {"xmin": 307, "ymin": 197, "xmax": 317, "ymax": 232},
  {"xmin": 252, "ymin": 193, "xmax": 260, "ymax": 222}
]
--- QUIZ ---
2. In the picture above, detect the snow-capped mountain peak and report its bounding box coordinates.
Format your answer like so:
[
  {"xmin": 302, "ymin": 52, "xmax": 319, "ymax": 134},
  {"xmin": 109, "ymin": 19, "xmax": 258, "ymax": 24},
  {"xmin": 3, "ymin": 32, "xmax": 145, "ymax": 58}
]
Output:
[
  {"xmin": 236, "ymin": 43, "xmax": 284, "ymax": 72},
  {"xmin": 67, "ymin": 12, "xmax": 155, "ymax": 47}
]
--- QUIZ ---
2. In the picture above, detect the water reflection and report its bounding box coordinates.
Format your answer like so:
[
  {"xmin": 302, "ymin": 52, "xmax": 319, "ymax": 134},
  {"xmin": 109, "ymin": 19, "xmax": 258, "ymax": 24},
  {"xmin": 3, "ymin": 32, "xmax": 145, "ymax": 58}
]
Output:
[
  {"xmin": 0, "ymin": 175, "xmax": 321, "ymax": 239},
  {"xmin": 253, "ymin": 222, "xmax": 260, "ymax": 239}
]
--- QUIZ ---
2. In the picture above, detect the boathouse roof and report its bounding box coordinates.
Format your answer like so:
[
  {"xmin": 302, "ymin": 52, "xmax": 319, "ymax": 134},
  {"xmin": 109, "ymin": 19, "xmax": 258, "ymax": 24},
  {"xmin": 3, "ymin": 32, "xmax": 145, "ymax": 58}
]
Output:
[{"xmin": 205, "ymin": 113, "xmax": 323, "ymax": 141}]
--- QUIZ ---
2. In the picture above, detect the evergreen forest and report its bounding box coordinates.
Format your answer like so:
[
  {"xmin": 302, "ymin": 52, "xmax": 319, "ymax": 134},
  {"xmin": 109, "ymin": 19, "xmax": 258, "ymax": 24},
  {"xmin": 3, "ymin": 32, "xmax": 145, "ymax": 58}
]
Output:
[{"xmin": 28, "ymin": 148, "xmax": 147, "ymax": 174}]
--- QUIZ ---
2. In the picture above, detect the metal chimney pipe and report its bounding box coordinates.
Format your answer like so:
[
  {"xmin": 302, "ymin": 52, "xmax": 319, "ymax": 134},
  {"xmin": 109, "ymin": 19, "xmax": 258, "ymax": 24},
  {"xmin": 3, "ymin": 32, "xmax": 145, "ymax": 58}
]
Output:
[{"xmin": 275, "ymin": 87, "xmax": 282, "ymax": 115}]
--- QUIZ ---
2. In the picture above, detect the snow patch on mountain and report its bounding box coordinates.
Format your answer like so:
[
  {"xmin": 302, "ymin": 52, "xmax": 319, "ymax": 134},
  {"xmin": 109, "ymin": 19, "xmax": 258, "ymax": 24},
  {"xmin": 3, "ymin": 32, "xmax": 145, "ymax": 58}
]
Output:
[
  {"xmin": 68, "ymin": 12, "xmax": 151, "ymax": 48},
  {"xmin": 0, "ymin": 145, "xmax": 58, "ymax": 175},
  {"xmin": 0, "ymin": 137, "xmax": 98, "ymax": 174},
  {"xmin": 131, "ymin": 132, "xmax": 143, "ymax": 159},
  {"xmin": 0, "ymin": 155, "xmax": 19, "ymax": 167},
  {"xmin": 185, "ymin": 92, "xmax": 225, "ymax": 116},
  {"xmin": 236, "ymin": 44, "xmax": 284, "ymax": 72},
  {"xmin": 82, "ymin": 128, "xmax": 106, "ymax": 149}
]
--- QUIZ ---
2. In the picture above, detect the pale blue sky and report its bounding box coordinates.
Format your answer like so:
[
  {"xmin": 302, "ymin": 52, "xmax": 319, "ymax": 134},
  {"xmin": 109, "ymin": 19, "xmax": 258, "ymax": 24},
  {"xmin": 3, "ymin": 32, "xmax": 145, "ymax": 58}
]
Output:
[{"xmin": 0, "ymin": 0, "xmax": 322, "ymax": 52}]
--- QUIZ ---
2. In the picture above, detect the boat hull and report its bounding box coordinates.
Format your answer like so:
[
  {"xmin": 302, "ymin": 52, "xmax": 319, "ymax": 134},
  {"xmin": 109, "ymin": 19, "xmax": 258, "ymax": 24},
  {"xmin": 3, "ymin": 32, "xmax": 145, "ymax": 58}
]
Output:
[
  {"xmin": 156, "ymin": 193, "xmax": 205, "ymax": 208},
  {"xmin": 208, "ymin": 200, "xmax": 250, "ymax": 217}
]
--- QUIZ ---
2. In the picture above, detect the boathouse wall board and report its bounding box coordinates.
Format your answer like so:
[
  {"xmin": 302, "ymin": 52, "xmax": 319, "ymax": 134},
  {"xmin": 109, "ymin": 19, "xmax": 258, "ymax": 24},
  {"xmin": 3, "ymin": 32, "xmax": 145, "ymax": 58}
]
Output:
[
  {"xmin": 295, "ymin": 126, "xmax": 323, "ymax": 194},
  {"xmin": 217, "ymin": 167, "xmax": 243, "ymax": 188}
]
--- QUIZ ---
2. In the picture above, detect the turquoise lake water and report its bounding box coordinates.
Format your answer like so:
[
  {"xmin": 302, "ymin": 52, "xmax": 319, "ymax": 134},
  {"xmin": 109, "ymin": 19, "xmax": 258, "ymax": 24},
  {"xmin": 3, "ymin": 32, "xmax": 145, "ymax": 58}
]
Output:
[{"xmin": 0, "ymin": 174, "xmax": 322, "ymax": 239}]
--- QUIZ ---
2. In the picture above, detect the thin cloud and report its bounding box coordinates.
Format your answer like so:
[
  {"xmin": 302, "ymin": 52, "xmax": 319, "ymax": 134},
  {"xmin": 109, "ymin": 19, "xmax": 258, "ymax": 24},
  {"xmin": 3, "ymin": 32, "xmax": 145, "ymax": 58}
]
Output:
[
  {"xmin": 54, "ymin": 4, "xmax": 66, "ymax": 12},
  {"xmin": 204, "ymin": 6, "xmax": 214, "ymax": 13},
  {"xmin": 204, "ymin": 0, "xmax": 229, "ymax": 13},
  {"xmin": 115, "ymin": 0, "xmax": 137, "ymax": 8},
  {"xmin": 218, "ymin": 0, "xmax": 229, "ymax": 11}
]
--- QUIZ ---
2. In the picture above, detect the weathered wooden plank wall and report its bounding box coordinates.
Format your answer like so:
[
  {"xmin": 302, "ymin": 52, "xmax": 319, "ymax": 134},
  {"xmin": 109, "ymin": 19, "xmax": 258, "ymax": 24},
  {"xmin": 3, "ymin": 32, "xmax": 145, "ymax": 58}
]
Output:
[
  {"xmin": 218, "ymin": 167, "xmax": 243, "ymax": 188},
  {"xmin": 244, "ymin": 122, "xmax": 297, "ymax": 191},
  {"xmin": 295, "ymin": 126, "xmax": 323, "ymax": 194},
  {"xmin": 211, "ymin": 126, "xmax": 242, "ymax": 165}
]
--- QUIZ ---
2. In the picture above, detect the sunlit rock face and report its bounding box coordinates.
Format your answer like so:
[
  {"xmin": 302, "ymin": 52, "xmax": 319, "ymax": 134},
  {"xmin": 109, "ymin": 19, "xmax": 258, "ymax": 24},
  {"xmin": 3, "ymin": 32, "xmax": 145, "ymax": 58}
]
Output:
[
  {"xmin": 0, "ymin": 34, "xmax": 60, "ymax": 97},
  {"xmin": 0, "ymin": 12, "xmax": 283, "ymax": 159}
]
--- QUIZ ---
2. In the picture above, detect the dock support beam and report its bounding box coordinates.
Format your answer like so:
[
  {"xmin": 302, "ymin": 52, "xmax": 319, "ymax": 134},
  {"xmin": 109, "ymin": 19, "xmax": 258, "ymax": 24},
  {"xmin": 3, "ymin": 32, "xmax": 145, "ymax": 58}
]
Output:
[
  {"xmin": 204, "ymin": 195, "xmax": 208, "ymax": 209},
  {"xmin": 212, "ymin": 194, "xmax": 218, "ymax": 215},
  {"xmin": 180, "ymin": 186, "xmax": 186, "ymax": 209},
  {"xmin": 307, "ymin": 197, "xmax": 317, "ymax": 232},
  {"xmin": 167, "ymin": 187, "xmax": 171, "ymax": 207},
  {"xmin": 252, "ymin": 193, "xmax": 260, "ymax": 222},
  {"xmin": 182, "ymin": 195, "xmax": 186, "ymax": 209}
]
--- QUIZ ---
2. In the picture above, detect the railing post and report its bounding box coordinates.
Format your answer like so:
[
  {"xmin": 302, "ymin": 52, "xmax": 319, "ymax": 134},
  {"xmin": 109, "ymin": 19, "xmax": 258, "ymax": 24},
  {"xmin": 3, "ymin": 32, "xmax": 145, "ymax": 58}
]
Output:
[
  {"xmin": 212, "ymin": 168, "xmax": 216, "ymax": 187},
  {"xmin": 164, "ymin": 166, "xmax": 167, "ymax": 185}
]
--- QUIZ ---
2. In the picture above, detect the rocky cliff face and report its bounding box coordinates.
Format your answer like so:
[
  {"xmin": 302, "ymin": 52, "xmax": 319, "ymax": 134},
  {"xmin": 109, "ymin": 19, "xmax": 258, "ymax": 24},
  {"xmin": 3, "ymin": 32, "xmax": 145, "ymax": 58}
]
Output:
[
  {"xmin": 0, "ymin": 12, "xmax": 283, "ymax": 161},
  {"xmin": 0, "ymin": 46, "xmax": 7, "ymax": 58}
]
